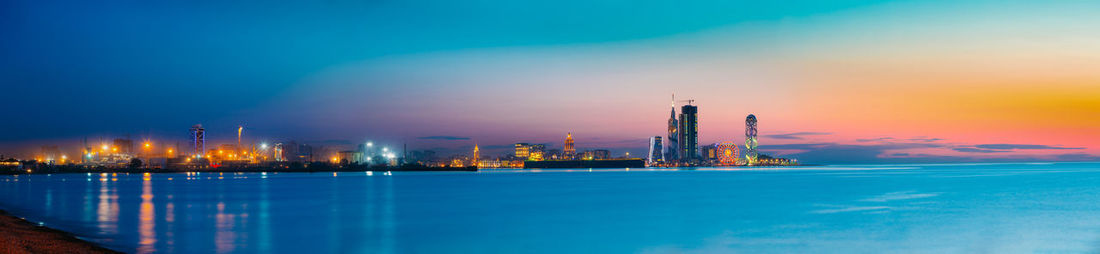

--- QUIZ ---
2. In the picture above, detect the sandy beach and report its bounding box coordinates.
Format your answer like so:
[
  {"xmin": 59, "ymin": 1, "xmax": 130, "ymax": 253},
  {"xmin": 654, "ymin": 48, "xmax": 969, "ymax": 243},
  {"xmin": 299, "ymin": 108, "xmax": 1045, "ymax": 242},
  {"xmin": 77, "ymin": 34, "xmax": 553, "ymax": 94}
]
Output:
[{"xmin": 0, "ymin": 210, "xmax": 119, "ymax": 254}]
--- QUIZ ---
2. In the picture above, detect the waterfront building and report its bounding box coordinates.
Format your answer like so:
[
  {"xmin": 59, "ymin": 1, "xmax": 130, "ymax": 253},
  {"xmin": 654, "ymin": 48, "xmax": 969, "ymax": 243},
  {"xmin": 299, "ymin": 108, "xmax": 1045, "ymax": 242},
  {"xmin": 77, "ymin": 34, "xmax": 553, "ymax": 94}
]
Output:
[
  {"xmin": 745, "ymin": 114, "xmax": 758, "ymax": 164},
  {"xmin": 582, "ymin": 149, "xmax": 611, "ymax": 160},
  {"xmin": 296, "ymin": 143, "xmax": 313, "ymax": 162},
  {"xmin": 547, "ymin": 149, "xmax": 563, "ymax": 160},
  {"xmin": 113, "ymin": 138, "xmax": 134, "ymax": 156},
  {"xmin": 190, "ymin": 124, "xmax": 205, "ymax": 157},
  {"xmin": 648, "ymin": 136, "xmax": 663, "ymax": 164},
  {"xmin": 39, "ymin": 146, "xmax": 61, "ymax": 164},
  {"xmin": 679, "ymin": 104, "xmax": 699, "ymax": 161},
  {"xmin": 515, "ymin": 143, "xmax": 531, "ymax": 158},
  {"xmin": 274, "ymin": 143, "xmax": 285, "ymax": 161},
  {"xmin": 563, "ymin": 133, "xmax": 575, "ymax": 160},
  {"xmin": 529, "ymin": 144, "xmax": 546, "ymax": 161},
  {"xmin": 700, "ymin": 143, "xmax": 718, "ymax": 162},
  {"xmin": 477, "ymin": 159, "xmax": 502, "ymax": 168},
  {"xmin": 666, "ymin": 97, "xmax": 679, "ymax": 161},
  {"xmin": 336, "ymin": 151, "xmax": 363, "ymax": 164},
  {"xmin": 595, "ymin": 149, "xmax": 610, "ymax": 160}
]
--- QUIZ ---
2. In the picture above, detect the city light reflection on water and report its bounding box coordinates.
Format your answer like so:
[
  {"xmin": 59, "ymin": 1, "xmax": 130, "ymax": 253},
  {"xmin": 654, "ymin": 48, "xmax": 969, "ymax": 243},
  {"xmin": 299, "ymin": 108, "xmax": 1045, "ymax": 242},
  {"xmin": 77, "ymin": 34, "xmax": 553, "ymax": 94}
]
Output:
[
  {"xmin": 4, "ymin": 163, "xmax": 1100, "ymax": 253},
  {"xmin": 138, "ymin": 177, "xmax": 155, "ymax": 253}
]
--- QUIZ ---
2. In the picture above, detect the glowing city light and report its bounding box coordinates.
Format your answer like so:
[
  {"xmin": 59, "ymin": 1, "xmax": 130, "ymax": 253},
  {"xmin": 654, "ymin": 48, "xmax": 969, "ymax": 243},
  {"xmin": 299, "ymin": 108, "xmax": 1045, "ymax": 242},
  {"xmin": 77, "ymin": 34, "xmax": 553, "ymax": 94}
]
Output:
[{"xmin": 260, "ymin": 143, "xmax": 268, "ymax": 149}]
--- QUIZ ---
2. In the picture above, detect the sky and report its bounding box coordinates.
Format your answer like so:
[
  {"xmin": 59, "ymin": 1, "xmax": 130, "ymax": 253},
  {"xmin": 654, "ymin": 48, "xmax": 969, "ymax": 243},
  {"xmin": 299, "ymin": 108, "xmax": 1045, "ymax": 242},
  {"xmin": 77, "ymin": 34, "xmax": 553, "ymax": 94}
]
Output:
[{"xmin": 2, "ymin": 0, "xmax": 1098, "ymax": 163}]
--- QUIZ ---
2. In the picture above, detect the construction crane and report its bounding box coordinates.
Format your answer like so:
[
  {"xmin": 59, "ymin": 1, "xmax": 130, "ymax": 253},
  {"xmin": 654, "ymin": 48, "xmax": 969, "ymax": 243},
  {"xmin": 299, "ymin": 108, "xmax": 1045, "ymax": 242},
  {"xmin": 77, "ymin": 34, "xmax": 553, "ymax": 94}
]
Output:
[
  {"xmin": 668, "ymin": 94, "xmax": 695, "ymax": 105},
  {"xmin": 672, "ymin": 94, "xmax": 695, "ymax": 106}
]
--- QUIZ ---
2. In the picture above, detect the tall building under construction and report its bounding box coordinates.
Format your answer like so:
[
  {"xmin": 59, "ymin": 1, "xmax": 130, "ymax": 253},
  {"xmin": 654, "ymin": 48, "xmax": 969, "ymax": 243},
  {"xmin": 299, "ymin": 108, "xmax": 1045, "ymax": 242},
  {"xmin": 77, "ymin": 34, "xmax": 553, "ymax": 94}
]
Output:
[{"xmin": 678, "ymin": 104, "xmax": 698, "ymax": 161}]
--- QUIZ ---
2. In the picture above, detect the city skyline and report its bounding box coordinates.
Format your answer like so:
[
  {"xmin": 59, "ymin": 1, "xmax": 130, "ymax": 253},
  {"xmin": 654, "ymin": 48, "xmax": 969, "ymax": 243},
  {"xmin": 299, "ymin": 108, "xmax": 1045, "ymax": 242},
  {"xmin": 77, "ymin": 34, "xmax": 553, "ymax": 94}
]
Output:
[{"xmin": 3, "ymin": 0, "xmax": 1099, "ymax": 164}]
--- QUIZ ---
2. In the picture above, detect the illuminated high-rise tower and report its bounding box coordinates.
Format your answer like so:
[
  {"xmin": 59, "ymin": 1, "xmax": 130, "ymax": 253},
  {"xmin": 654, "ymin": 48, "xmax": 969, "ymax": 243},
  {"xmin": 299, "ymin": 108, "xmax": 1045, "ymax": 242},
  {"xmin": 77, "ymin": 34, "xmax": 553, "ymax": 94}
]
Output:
[
  {"xmin": 648, "ymin": 136, "xmax": 663, "ymax": 164},
  {"xmin": 190, "ymin": 124, "xmax": 205, "ymax": 157},
  {"xmin": 679, "ymin": 104, "xmax": 698, "ymax": 161},
  {"xmin": 745, "ymin": 114, "xmax": 758, "ymax": 164},
  {"xmin": 666, "ymin": 95, "xmax": 679, "ymax": 161},
  {"xmin": 472, "ymin": 144, "xmax": 480, "ymax": 166},
  {"xmin": 564, "ymin": 133, "xmax": 575, "ymax": 160}
]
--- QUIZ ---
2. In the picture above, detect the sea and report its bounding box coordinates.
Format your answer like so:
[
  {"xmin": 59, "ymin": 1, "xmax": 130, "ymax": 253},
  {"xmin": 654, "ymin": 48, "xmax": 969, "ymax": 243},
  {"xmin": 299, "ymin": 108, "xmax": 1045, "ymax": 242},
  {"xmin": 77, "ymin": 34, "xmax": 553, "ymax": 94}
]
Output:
[{"xmin": 2, "ymin": 162, "xmax": 1100, "ymax": 253}]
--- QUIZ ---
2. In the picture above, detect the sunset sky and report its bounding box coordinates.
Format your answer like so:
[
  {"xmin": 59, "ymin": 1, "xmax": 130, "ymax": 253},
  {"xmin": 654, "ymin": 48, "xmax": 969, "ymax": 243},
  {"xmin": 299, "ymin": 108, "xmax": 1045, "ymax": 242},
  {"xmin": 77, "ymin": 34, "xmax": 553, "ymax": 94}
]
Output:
[{"xmin": 3, "ymin": 0, "xmax": 1098, "ymax": 163}]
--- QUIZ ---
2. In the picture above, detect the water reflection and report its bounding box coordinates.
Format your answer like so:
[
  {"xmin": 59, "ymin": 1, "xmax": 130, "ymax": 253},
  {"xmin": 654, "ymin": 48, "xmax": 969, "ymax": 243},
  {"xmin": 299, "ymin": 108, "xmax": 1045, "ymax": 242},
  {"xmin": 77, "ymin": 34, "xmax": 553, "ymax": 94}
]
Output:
[
  {"xmin": 357, "ymin": 171, "xmax": 396, "ymax": 253},
  {"xmin": 382, "ymin": 175, "xmax": 394, "ymax": 253},
  {"xmin": 138, "ymin": 175, "xmax": 156, "ymax": 253},
  {"xmin": 96, "ymin": 177, "xmax": 118, "ymax": 235},
  {"xmin": 164, "ymin": 200, "xmax": 175, "ymax": 252},
  {"xmin": 215, "ymin": 202, "xmax": 237, "ymax": 253},
  {"xmin": 83, "ymin": 177, "xmax": 94, "ymax": 223},
  {"xmin": 258, "ymin": 176, "xmax": 271, "ymax": 253}
]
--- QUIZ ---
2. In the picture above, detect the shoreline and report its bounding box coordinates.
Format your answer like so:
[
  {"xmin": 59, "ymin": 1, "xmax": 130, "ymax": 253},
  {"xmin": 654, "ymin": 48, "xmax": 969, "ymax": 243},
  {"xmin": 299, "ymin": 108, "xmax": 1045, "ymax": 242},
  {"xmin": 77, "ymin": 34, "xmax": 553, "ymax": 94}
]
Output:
[
  {"xmin": 0, "ymin": 165, "xmax": 822, "ymax": 175},
  {"xmin": 0, "ymin": 210, "xmax": 120, "ymax": 254},
  {"xmin": 4, "ymin": 165, "xmax": 479, "ymax": 175}
]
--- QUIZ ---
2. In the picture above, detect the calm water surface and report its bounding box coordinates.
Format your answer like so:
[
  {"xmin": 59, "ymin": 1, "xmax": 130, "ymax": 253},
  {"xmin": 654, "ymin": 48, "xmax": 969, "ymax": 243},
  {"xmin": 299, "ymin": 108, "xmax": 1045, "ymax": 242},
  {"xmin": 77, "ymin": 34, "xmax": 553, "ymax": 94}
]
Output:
[{"xmin": 3, "ymin": 162, "xmax": 1100, "ymax": 253}]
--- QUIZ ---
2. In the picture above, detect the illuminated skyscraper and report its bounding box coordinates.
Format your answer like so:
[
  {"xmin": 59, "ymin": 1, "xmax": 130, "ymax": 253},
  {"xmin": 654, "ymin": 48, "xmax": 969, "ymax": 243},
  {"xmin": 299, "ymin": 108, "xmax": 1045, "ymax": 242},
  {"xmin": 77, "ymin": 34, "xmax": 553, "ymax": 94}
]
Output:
[
  {"xmin": 472, "ymin": 144, "xmax": 480, "ymax": 165},
  {"xmin": 564, "ymin": 133, "xmax": 575, "ymax": 160},
  {"xmin": 679, "ymin": 104, "xmax": 698, "ymax": 161},
  {"xmin": 666, "ymin": 96, "xmax": 679, "ymax": 161},
  {"xmin": 745, "ymin": 114, "xmax": 758, "ymax": 164},
  {"xmin": 648, "ymin": 136, "xmax": 663, "ymax": 164},
  {"xmin": 190, "ymin": 124, "xmax": 205, "ymax": 157}
]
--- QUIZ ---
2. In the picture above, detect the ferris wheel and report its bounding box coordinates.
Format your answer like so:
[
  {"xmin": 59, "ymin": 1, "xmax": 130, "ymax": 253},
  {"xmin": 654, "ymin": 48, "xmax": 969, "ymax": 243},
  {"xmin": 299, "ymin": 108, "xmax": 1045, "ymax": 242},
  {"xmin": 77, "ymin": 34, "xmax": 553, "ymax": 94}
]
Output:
[{"xmin": 716, "ymin": 142, "xmax": 740, "ymax": 165}]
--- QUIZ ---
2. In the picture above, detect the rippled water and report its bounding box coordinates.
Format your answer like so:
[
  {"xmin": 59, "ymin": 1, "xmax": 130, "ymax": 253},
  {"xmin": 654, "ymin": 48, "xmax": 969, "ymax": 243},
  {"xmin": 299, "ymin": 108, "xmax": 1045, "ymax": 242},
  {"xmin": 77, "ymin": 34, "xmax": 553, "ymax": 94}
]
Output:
[{"xmin": 2, "ymin": 162, "xmax": 1100, "ymax": 253}]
